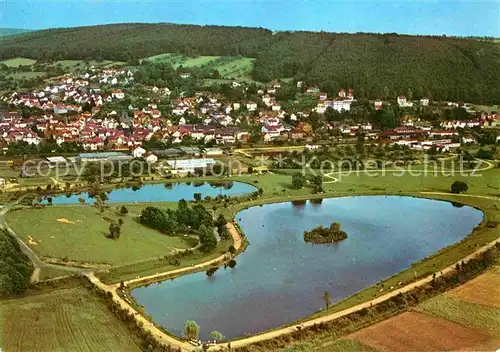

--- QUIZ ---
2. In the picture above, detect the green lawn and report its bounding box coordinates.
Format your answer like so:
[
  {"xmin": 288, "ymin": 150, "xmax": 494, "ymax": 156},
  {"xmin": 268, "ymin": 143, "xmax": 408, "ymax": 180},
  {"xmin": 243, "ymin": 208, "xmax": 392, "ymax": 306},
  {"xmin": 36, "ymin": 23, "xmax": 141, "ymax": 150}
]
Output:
[
  {"xmin": 215, "ymin": 57, "xmax": 255, "ymax": 79},
  {"xmin": 262, "ymin": 167, "xmax": 499, "ymax": 198},
  {"xmin": 0, "ymin": 57, "xmax": 37, "ymax": 67},
  {"xmin": 142, "ymin": 52, "xmax": 256, "ymax": 80},
  {"xmin": 143, "ymin": 52, "xmax": 186, "ymax": 66},
  {"xmin": 98, "ymin": 239, "xmax": 232, "ymax": 284},
  {"xmin": 6, "ymin": 205, "xmax": 196, "ymax": 265},
  {"xmin": 419, "ymin": 294, "xmax": 500, "ymax": 336},
  {"xmin": 182, "ymin": 55, "xmax": 221, "ymax": 67},
  {"xmin": 49, "ymin": 60, "xmax": 85, "ymax": 70},
  {"xmin": 38, "ymin": 266, "xmax": 73, "ymax": 281},
  {"xmin": 0, "ymin": 288, "xmax": 142, "ymax": 351}
]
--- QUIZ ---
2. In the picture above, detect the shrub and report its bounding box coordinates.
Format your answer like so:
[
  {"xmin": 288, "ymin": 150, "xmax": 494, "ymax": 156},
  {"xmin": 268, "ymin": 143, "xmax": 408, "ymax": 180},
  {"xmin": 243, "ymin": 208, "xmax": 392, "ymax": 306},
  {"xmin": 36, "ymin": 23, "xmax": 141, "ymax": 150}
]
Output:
[{"xmin": 450, "ymin": 181, "xmax": 468, "ymax": 194}]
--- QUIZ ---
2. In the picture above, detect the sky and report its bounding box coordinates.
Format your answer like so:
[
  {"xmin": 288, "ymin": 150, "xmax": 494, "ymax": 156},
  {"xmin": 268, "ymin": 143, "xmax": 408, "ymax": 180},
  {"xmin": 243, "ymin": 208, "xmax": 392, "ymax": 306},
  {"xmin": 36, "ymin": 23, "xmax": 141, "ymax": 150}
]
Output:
[{"xmin": 1, "ymin": 0, "xmax": 499, "ymax": 37}]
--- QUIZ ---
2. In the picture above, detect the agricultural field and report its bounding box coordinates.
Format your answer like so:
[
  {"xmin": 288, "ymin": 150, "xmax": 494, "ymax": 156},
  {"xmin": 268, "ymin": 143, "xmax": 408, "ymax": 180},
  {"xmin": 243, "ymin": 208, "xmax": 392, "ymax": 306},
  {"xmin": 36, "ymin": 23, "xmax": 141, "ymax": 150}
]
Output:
[
  {"xmin": 283, "ymin": 339, "xmax": 376, "ymax": 352},
  {"xmin": 418, "ymin": 294, "xmax": 500, "ymax": 335},
  {"xmin": 142, "ymin": 52, "xmax": 256, "ymax": 80},
  {"xmin": 471, "ymin": 104, "xmax": 500, "ymax": 113},
  {"xmin": 348, "ymin": 311, "xmax": 499, "ymax": 352},
  {"xmin": 47, "ymin": 60, "xmax": 86, "ymax": 70},
  {"xmin": 209, "ymin": 57, "xmax": 255, "ymax": 79},
  {"xmin": 43, "ymin": 59, "xmax": 126, "ymax": 71},
  {"xmin": 0, "ymin": 287, "xmax": 141, "ymax": 352},
  {"xmin": 142, "ymin": 52, "xmax": 186, "ymax": 66},
  {"xmin": 7, "ymin": 71, "xmax": 46, "ymax": 79},
  {"xmin": 182, "ymin": 55, "xmax": 221, "ymax": 67},
  {"xmin": 6, "ymin": 205, "xmax": 196, "ymax": 265},
  {"xmin": 446, "ymin": 266, "xmax": 500, "ymax": 308},
  {"xmin": 0, "ymin": 57, "xmax": 37, "ymax": 67}
]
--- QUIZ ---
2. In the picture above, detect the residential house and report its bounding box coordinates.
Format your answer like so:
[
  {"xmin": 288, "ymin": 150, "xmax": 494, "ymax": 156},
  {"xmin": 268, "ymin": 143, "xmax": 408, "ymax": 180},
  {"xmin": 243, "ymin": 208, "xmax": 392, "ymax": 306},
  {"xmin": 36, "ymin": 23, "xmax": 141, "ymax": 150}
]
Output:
[
  {"xmin": 143, "ymin": 152, "xmax": 158, "ymax": 164},
  {"xmin": 132, "ymin": 146, "xmax": 146, "ymax": 158},
  {"xmin": 111, "ymin": 89, "xmax": 125, "ymax": 99},
  {"xmin": 397, "ymin": 96, "xmax": 413, "ymax": 107},
  {"xmin": 462, "ymin": 135, "xmax": 476, "ymax": 144},
  {"xmin": 246, "ymin": 102, "xmax": 257, "ymax": 111}
]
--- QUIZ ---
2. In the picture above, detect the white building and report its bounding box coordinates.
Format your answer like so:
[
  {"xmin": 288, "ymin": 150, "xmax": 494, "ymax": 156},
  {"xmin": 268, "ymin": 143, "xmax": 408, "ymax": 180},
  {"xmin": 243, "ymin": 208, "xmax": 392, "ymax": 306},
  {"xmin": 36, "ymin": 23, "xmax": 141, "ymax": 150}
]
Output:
[
  {"xmin": 132, "ymin": 146, "xmax": 146, "ymax": 158},
  {"xmin": 246, "ymin": 102, "xmax": 257, "ymax": 111},
  {"xmin": 111, "ymin": 90, "xmax": 125, "ymax": 99},
  {"xmin": 397, "ymin": 96, "xmax": 414, "ymax": 108},
  {"xmin": 143, "ymin": 153, "xmax": 158, "ymax": 164}
]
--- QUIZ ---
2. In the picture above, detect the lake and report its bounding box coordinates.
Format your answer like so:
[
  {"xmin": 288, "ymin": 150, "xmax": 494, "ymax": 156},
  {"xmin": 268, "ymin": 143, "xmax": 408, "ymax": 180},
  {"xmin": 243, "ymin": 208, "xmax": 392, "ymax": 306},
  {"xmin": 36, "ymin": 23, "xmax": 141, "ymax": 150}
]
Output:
[
  {"xmin": 131, "ymin": 196, "xmax": 483, "ymax": 340},
  {"xmin": 43, "ymin": 181, "xmax": 257, "ymax": 204}
]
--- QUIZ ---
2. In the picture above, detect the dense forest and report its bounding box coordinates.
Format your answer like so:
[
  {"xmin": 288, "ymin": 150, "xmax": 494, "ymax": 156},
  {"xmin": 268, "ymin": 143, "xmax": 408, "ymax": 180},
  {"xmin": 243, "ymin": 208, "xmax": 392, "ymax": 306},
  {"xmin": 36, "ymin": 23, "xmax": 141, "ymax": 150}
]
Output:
[
  {"xmin": 0, "ymin": 229, "xmax": 33, "ymax": 296},
  {"xmin": 1, "ymin": 23, "xmax": 499, "ymax": 103}
]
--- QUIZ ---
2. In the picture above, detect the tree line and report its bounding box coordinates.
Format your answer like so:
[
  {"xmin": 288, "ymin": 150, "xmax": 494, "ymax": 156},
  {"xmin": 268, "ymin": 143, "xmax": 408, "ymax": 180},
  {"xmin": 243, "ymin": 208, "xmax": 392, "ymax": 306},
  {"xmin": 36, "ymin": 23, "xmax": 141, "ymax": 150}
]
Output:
[{"xmin": 0, "ymin": 229, "xmax": 34, "ymax": 296}]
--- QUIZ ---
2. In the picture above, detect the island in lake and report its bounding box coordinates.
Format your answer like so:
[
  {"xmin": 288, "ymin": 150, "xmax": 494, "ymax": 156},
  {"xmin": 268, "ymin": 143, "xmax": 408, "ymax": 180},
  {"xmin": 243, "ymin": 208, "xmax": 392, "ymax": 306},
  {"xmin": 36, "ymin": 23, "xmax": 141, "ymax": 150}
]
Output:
[{"xmin": 303, "ymin": 222, "xmax": 348, "ymax": 244}]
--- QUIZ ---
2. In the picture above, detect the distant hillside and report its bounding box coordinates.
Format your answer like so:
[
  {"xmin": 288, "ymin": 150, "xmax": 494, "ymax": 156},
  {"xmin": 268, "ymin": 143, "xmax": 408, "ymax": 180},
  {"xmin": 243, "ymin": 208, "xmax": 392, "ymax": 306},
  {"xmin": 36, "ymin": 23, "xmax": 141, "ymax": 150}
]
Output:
[
  {"xmin": 1, "ymin": 23, "xmax": 499, "ymax": 103},
  {"xmin": 0, "ymin": 28, "xmax": 32, "ymax": 37}
]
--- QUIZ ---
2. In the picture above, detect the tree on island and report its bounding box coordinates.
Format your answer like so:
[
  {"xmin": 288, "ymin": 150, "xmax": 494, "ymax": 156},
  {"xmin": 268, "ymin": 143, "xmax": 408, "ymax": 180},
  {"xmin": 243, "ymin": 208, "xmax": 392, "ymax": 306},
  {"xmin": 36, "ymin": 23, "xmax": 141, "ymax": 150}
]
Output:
[
  {"xmin": 450, "ymin": 181, "xmax": 468, "ymax": 194},
  {"xmin": 183, "ymin": 320, "xmax": 200, "ymax": 340},
  {"xmin": 292, "ymin": 172, "xmax": 306, "ymax": 189},
  {"xmin": 304, "ymin": 222, "xmax": 348, "ymax": 244},
  {"xmin": 323, "ymin": 290, "xmax": 331, "ymax": 310}
]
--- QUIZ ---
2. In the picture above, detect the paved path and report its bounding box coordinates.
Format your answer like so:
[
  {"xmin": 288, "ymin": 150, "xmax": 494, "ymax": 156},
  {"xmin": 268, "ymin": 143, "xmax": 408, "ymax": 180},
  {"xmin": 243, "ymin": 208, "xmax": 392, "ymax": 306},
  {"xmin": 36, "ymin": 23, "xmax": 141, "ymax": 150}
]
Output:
[
  {"xmin": 84, "ymin": 222, "xmax": 243, "ymax": 351},
  {"xmin": 118, "ymin": 222, "xmax": 241, "ymax": 288},
  {"xmin": 87, "ymin": 272, "xmax": 196, "ymax": 351}
]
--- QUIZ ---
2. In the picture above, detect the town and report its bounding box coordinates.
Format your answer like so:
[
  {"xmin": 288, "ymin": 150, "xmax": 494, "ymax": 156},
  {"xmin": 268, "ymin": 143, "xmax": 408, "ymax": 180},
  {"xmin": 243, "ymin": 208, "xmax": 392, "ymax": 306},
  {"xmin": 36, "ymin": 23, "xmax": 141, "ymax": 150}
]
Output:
[{"xmin": 0, "ymin": 63, "xmax": 498, "ymax": 182}]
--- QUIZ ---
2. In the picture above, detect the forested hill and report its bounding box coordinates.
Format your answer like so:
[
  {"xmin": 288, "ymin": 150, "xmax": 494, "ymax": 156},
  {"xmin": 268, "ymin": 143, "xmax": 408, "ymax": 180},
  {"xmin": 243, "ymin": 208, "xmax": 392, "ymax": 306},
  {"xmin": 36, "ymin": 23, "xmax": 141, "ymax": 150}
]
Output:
[{"xmin": 1, "ymin": 23, "xmax": 499, "ymax": 103}]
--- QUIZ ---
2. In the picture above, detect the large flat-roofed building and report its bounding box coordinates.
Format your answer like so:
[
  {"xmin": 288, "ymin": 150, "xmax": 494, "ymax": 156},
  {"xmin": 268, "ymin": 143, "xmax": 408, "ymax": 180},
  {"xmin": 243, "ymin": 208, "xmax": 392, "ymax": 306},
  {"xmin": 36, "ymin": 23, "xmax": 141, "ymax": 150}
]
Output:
[
  {"xmin": 46, "ymin": 156, "xmax": 68, "ymax": 166},
  {"xmin": 203, "ymin": 147, "xmax": 224, "ymax": 156},
  {"xmin": 179, "ymin": 146, "xmax": 201, "ymax": 156},
  {"xmin": 76, "ymin": 152, "xmax": 133, "ymax": 163},
  {"xmin": 165, "ymin": 158, "xmax": 216, "ymax": 174}
]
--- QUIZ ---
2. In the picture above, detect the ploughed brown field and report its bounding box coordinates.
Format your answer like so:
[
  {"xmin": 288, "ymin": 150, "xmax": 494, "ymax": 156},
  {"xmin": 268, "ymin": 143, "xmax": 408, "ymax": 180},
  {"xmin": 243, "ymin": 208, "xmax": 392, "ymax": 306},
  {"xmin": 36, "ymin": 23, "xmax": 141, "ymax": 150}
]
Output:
[
  {"xmin": 446, "ymin": 267, "xmax": 500, "ymax": 308},
  {"xmin": 348, "ymin": 311, "xmax": 500, "ymax": 352}
]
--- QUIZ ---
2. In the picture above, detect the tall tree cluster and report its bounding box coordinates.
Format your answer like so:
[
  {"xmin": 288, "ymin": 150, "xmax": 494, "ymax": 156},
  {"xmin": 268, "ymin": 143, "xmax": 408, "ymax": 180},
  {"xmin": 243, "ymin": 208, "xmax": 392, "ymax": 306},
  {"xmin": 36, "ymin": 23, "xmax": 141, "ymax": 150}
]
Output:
[{"xmin": 0, "ymin": 230, "xmax": 34, "ymax": 296}]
